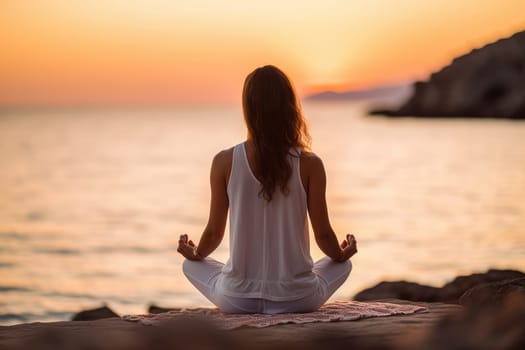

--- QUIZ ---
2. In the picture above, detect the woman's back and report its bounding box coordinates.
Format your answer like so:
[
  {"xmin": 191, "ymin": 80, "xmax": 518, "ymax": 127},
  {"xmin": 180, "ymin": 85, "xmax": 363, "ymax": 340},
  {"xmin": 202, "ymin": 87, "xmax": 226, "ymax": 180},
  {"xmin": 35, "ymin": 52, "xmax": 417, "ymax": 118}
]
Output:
[
  {"xmin": 178, "ymin": 65, "xmax": 356, "ymax": 314},
  {"xmin": 217, "ymin": 142, "xmax": 321, "ymax": 301}
]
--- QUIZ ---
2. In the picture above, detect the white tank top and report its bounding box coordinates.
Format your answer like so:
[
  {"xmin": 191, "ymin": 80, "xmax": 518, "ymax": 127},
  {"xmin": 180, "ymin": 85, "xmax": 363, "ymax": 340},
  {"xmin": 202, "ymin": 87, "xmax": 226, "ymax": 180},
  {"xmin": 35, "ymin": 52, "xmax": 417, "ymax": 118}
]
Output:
[{"xmin": 216, "ymin": 142, "xmax": 323, "ymax": 301}]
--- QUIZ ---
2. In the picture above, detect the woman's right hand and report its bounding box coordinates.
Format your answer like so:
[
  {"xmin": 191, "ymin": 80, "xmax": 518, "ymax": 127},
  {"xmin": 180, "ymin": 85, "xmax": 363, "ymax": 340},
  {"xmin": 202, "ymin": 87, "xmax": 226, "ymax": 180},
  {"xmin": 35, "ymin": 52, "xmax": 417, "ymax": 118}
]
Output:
[
  {"xmin": 338, "ymin": 234, "xmax": 357, "ymax": 261},
  {"xmin": 177, "ymin": 234, "xmax": 203, "ymax": 261}
]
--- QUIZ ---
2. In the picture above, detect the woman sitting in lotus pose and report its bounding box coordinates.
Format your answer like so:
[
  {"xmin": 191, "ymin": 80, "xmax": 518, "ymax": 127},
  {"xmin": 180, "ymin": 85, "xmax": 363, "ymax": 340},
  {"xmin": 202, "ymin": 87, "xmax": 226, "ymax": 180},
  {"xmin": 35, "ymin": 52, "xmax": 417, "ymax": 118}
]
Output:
[{"xmin": 177, "ymin": 65, "xmax": 357, "ymax": 314}]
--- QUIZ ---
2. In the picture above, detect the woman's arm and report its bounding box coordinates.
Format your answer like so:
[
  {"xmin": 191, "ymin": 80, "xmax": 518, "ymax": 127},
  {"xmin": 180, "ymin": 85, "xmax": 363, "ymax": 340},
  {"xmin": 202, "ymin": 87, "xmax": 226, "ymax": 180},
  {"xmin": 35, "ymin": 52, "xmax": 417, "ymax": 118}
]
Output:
[
  {"xmin": 177, "ymin": 150, "xmax": 230, "ymax": 260},
  {"xmin": 303, "ymin": 153, "xmax": 357, "ymax": 262}
]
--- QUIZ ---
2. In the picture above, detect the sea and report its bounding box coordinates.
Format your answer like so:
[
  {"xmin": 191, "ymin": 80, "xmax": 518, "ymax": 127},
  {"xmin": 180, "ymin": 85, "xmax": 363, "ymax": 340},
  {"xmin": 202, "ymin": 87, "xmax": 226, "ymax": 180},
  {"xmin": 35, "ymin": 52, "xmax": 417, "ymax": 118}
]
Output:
[{"xmin": 1, "ymin": 101, "xmax": 524, "ymax": 325}]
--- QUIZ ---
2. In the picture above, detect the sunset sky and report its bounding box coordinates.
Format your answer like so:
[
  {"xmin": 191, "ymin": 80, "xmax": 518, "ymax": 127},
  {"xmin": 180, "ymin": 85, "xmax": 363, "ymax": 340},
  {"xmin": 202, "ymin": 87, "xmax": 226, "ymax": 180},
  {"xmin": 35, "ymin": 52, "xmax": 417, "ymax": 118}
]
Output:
[{"xmin": 1, "ymin": 0, "xmax": 524, "ymax": 106}]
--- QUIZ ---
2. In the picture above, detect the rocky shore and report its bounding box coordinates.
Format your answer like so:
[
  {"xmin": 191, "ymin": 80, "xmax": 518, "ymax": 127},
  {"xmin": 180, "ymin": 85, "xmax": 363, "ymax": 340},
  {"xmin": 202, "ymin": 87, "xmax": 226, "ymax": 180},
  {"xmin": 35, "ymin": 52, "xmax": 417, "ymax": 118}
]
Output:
[
  {"xmin": 370, "ymin": 30, "xmax": 525, "ymax": 119},
  {"xmin": 354, "ymin": 269, "xmax": 525, "ymax": 304},
  {"xmin": 1, "ymin": 269, "xmax": 524, "ymax": 349}
]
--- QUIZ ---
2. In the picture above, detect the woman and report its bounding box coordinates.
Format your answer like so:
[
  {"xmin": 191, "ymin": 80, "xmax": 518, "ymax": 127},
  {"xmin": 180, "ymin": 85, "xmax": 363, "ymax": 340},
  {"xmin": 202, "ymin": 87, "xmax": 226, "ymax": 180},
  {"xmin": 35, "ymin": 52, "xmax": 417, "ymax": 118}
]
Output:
[{"xmin": 177, "ymin": 65, "xmax": 357, "ymax": 314}]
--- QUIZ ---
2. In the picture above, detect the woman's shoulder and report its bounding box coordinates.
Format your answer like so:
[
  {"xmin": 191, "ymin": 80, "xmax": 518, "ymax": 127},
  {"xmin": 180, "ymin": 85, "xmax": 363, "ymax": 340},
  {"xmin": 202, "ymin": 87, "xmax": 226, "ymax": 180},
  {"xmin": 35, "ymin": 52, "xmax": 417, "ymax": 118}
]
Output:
[
  {"xmin": 213, "ymin": 146, "xmax": 234, "ymax": 165},
  {"xmin": 299, "ymin": 150, "xmax": 325, "ymax": 177},
  {"xmin": 210, "ymin": 147, "xmax": 235, "ymax": 182},
  {"xmin": 300, "ymin": 150, "xmax": 323, "ymax": 166}
]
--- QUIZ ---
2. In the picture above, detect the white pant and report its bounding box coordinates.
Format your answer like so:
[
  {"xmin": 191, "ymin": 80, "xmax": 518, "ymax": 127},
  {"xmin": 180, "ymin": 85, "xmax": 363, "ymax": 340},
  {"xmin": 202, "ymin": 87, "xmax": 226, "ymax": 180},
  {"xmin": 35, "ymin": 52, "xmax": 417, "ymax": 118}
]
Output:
[{"xmin": 183, "ymin": 256, "xmax": 352, "ymax": 314}]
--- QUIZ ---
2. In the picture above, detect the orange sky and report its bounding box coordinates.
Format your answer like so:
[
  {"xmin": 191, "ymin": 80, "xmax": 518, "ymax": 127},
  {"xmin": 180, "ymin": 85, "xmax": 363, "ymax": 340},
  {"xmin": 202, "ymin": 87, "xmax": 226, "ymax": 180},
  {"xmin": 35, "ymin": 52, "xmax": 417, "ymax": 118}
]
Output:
[{"xmin": 1, "ymin": 1, "xmax": 524, "ymax": 106}]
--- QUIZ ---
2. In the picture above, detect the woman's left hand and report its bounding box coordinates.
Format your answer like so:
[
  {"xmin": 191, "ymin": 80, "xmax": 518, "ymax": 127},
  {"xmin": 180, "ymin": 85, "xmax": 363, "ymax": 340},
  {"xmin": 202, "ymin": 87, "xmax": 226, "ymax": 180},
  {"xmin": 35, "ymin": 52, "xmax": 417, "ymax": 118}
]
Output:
[{"xmin": 177, "ymin": 234, "xmax": 203, "ymax": 260}]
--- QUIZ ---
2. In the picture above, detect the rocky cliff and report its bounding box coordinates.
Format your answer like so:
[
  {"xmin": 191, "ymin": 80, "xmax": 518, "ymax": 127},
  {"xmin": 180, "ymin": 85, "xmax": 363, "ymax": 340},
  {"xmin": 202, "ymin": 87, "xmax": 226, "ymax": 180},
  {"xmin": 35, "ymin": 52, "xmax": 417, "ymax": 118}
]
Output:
[{"xmin": 370, "ymin": 30, "xmax": 525, "ymax": 118}]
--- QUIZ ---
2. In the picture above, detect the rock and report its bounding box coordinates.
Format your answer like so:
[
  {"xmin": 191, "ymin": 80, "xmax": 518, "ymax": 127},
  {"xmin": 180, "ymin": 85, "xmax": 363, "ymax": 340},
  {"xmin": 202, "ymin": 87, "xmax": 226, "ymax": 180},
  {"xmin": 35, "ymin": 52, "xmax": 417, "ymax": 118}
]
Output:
[
  {"xmin": 439, "ymin": 269, "xmax": 525, "ymax": 302},
  {"xmin": 354, "ymin": 281, "xmax": 441, "ymax": 302},
  {"xmin": 354, "ymin": 269, "xmax": 525, "ymax": 303},
  {"xmin": 0, "ymin": 301, "xmax": 463, "ymax": 350},
  {"xmin": 148, "ymin": 305, "xmax": 176, "ymax": 314},
  {"xmin": 369, "ymin": 30, "xmax": 525, "ymax": 118},
  {"xmin": 411, "ymin": 293, "xmax": 525, "ymax": 350},
  {"xmin": 459, "ymin": 277, "xmax": 525, "ymax": 307},
  {"xmin": 10, "ymin": 317, "xmax": 242, "ymax": 350},
  {"xmin": 140, "ymin": 317, "xmax": 242, "ymax": 350},
  {"xmin": 72, "ymin": 306, "xmax": 119, "ymax": 321}
]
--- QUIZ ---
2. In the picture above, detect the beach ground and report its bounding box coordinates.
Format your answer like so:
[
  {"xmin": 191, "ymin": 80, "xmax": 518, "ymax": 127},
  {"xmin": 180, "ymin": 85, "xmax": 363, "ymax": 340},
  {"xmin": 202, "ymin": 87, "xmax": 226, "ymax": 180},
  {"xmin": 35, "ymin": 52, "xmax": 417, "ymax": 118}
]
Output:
[{"xmin": 0, "ymin": 300, "xmax": 460, "ymax": 350}]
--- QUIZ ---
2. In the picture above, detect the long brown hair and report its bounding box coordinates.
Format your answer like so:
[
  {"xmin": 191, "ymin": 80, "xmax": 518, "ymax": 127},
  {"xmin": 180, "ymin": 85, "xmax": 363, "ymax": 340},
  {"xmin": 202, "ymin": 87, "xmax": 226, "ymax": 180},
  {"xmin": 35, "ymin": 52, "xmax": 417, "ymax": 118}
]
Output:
[{"xmin": 242, "ymin": 65, "xmax": 311, "ymax": 201}]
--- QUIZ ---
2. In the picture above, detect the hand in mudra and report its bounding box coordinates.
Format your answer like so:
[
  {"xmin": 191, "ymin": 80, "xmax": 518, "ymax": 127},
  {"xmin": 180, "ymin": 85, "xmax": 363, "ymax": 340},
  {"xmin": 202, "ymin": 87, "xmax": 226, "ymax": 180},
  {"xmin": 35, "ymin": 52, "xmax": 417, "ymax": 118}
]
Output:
[
  {"xmin": 339, "ymin": 234, "xmax": 357, "ymax": 261},
  {"xmin": 177, "ymin": 234, "xmax": 202, "ymax": 260}
]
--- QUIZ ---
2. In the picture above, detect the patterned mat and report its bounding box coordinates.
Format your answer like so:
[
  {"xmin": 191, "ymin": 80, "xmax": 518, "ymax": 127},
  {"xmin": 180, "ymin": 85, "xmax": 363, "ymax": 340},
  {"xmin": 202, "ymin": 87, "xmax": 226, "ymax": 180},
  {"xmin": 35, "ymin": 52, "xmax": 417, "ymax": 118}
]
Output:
[{"xmin": 122, "ymin": 301, "xmax": 427, "ymax": 330}]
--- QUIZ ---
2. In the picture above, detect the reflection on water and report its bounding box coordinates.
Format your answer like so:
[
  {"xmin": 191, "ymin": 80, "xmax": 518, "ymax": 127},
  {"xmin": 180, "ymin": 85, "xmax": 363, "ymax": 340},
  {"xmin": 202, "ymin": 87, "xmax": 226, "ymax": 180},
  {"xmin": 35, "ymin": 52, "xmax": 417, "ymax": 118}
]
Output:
[{"xmin": 1, "ymin": 102, "xmax": 524, "ymax": 324}]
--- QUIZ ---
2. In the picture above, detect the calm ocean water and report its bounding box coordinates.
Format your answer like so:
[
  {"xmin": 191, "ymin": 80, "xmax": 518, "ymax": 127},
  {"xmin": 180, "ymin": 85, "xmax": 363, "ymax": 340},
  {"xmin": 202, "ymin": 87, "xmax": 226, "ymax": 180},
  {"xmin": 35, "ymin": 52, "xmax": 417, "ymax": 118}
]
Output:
[{"xmin": 1, "ymin": 102, "xmax": 524, "ymax": 325}]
